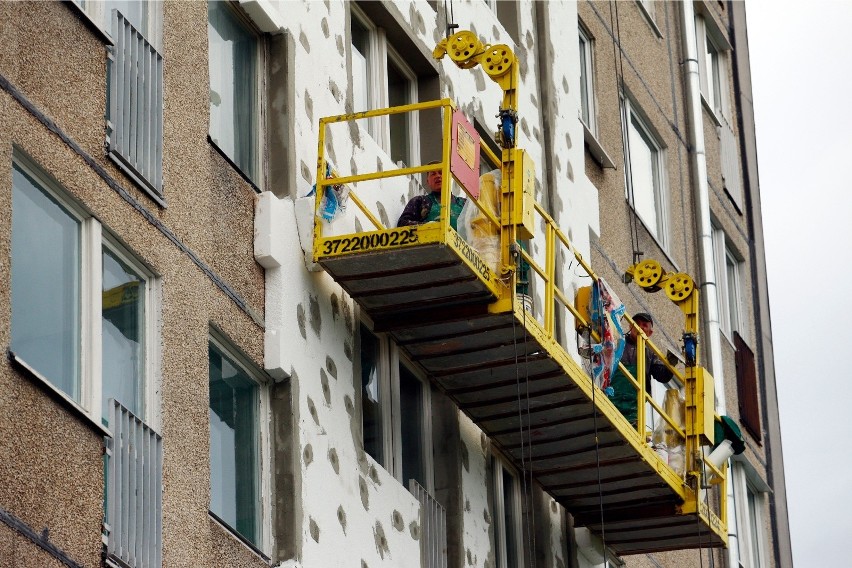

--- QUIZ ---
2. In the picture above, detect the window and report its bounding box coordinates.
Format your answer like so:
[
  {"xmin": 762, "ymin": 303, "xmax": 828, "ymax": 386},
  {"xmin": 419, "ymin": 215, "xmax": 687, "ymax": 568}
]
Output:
[
  {"xmin": 12, "ymin": 154, "xmax": 161, "ymax": 567},
  {"xmin": 482, "ymin": 0, "xmax": 520, "ymax": 43},
  {"xmin": 209, "ymin": 0, "xmax": 262, "ymax": 184},
  {"xmin": 11, "ymin": 155, "xmax": 157, "ymax": 423},
  {"xmin": 489, "ymin": 455, "xmax": 522, "ymax": 568},
  {"xmin": 12, "ymin": 164, "xmax": 82, "ymax": 399},
  {"xmin": 75, "ymin": 0, "xmax": 166, "ymax": 200},
  {"xmin": 578, "ymin": 25, "xmax": 596, "ymax": 134},
  {"xmin": 711, "ymin": 226, "xmax": 743, "ymax": 338},
  {"xmin": 357, "ymin": 324, "xmax": 433, "ymax": 492},
  {"xmin": 349, "ymin": 5, "xmax": 420, "ymax": 166},
  {"xmin": 636, "ymin": 0, "xmax": 663, "ymax": 37},
  {"xmin": 731, "ymin": 464, "xmax": 768, "ymax": 568},
  {"xmin": 208, "ymin": 337, "xmax": 270, "ymax": 550},
  {"xmin": 695, "ymin": 15, "xmax": 730, "ymax": 118},
  {"xmin": 623, "ymin": 98, "xmax": 667, "ymax": 244}
]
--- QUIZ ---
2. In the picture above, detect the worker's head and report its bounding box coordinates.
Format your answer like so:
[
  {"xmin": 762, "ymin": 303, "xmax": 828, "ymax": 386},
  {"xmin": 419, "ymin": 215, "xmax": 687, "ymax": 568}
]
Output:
[
  {"xmin": 424, "ymin": 160, "xmax": 442, "ymax": 192},
  {"xmin": 632, "ymin": 312, "xmax": 654, "ymax": 339}
]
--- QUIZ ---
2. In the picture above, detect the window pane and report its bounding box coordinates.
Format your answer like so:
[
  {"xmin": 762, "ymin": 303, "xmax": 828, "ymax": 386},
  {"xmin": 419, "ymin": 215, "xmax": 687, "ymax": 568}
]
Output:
[
  {"xmin": 705, "ymin": 39, "xmax": 720, "ymax": 111},
  {"xmin": 209, "ymin": 343, "xmax": 259, "ymax": 544},
  {"xmin": 208, "ymin": 1, "xmax": 257, "ymax": 180},
  {"xmin": 387, "ymin": 59, "xmax": 411, "ymax": 165},
  {"xmin": 628, "ymin": 114, "xmax": 659, "ymax": 237},
  {"xmin": 399, "ymin": 364, "xmax": 426, "ymax": 489},
  {"xmin": 502, "ymin": 468, "xmax": 519, "ymax": 568},
  {"xmin": 11, "ymin": 165, "xmax": 81, "ymax": 400},
  {"xmin": 102, "ymin": 248, "xmax": 146, "ymax": 422},
  {"xmin": 351, "ymin": 16, "xmax": 370, "ymax": 112},
  {"xmin": 579, "ymin": 34, "xmax": 591, "ymax": 126},
  {"xmin": 360, "ymin": 324, "xmax": 384, "ymax": 465},
  {"xmin": 726, "ymin": 253, "xmax": 739, "ymax": 333},
  {"xmin": 747, "ymin": 487, "xmax": 761, "ymax": 567}
]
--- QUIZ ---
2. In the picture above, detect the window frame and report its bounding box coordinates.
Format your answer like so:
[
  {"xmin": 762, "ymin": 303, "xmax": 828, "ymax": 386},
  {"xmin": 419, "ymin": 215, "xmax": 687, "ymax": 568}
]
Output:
[
  {"xmin": 578, "ymin": 24, "xmax": 597, "ymax": 135},
  {"xmin": 11, "ymin": 151, "xmax": 160, "ymax": 430},
  {"xmin": 489, "ymin": 453, "xmax": 524, "ymax": 568},
  {"xmin": 731, "ymin": 463, "xmax": 769, "ymax": 568},
  {"xmin": 622, "ymin": 97, "xmax": 669, "ymax": 248},
  {"xmin": 208, "ymin": 331, "xmax": 273, "ymax": 555},
  {"xmin": 356, "ymin": 321, "xmax": 435, "ymax": 494},
  {"xmin": 636, "ymin": 0, "xmax": 663, "ymax": 38},
  {"xmin": 695, "ymin": 14, "xmax": 731, "ymax": 120},
  {"xmin": 207, "ymin": 0, "xmax": 266, "ymax": 189},
  {"xmin": 711, "ymin": 225, "xmax": 744, "ymax": 340},
  {"xmin": 349, "ymin": 4, "xmax": 421, "ymax": 167}
]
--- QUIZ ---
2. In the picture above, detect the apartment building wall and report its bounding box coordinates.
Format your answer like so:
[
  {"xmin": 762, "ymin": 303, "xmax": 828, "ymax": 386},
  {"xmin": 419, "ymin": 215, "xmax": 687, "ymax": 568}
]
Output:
[
  {"xmin": 258, "ymin": 1, "xmax": 585, "ymax": 566},
  {"xmin": 578, "ymin": 1, "xmax": 787, "ymax": 567},
  {"xmin": 0, "ymin": 1, "xmax": 268, "ymax": 566},
  {"xmin": 0, "ymin": 1, "xmax": 788, "ymax": 568}
]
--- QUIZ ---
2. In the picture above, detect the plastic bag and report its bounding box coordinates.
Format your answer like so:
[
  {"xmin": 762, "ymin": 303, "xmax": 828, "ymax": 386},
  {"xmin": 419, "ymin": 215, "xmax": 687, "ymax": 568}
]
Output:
[
  {"xmin": 307, "ymin": 163, "xmax": 350, "ymax": 222},
  {"xmin": 653, "ymin": 389, "xmax": 686, "ymax": 477},
  {"xmin": 458, "ymin": 169, "xmax": 501, "ymax": 272}
]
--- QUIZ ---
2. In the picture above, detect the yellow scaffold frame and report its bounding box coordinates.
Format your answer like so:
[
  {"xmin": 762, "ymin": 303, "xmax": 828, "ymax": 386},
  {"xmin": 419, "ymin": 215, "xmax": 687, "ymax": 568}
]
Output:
[{"xmin": 312, "ymin": 32, "xmax": 726, "ymax": 540}]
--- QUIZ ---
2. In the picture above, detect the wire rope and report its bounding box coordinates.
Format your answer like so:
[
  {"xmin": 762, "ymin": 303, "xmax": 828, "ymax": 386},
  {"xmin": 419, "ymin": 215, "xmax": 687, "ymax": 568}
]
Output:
[{"xmin": 609, "ymin": 1, "xmax": 643, "ymax": 267}]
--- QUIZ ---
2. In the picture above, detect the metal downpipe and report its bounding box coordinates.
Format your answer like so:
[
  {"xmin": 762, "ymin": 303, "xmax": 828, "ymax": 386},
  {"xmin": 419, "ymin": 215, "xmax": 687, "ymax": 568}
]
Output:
[
  {"xmin": 681, "ymin": 5, "xmax": 737, "ymax": 566},
  {"xmin": 680, "ymin": 2, "xmax": 726, "ymax": 415}
]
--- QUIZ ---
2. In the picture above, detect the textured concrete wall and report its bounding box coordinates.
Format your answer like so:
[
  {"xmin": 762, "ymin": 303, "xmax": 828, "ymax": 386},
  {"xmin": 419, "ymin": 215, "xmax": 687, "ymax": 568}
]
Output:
[{"xmin": 1, "ymin": 1, "xmax": 268, "ymax": 566}]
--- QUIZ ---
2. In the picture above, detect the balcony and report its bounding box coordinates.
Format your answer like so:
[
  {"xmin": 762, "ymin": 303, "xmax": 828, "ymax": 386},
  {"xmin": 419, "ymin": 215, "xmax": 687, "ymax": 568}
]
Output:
[{"xmin": 312, "ymin": 100, "xmax": 727, "ymax": 555}]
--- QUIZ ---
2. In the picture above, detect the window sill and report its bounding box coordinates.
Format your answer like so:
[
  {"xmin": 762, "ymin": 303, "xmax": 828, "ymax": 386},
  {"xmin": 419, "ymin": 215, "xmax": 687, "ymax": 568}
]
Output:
[
  {"xmin": 8, "ymin": 351, "xmax": 111, "ymax": 438},
  {"xmin": 582, "ymin": 122, "xmax": 616, "ymax": 169},
  {"xmin": 700, "ymin": 95, "xmax": 723, "ymax": 128},
  {"xmin": 64, "ymin": 1, "xmax": 114, "ymax": 45},
  {"xmin": 208, "ymin": 511, "xmax": 271, "ymax": 564},
  {"xmin": 107, "ymin": 151, "xmax": 167, "ymax": 208},
  {"xmin": 208, "ymin": 135, "xmax": 261, "ymax": 193},
  {"xmin": 636, "ymin": 1, "xmax": 663, "ymax": 39}
]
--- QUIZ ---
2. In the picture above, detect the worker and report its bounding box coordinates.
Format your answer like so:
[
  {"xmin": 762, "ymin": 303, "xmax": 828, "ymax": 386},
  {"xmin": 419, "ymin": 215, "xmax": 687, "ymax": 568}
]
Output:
[
  {"xmin": 608, "ymin": 312, "xmax": 673, "ymax": 426},
  {"xmin": 397, "ymin": 161, "xmax": 466, "ymax": 231}
]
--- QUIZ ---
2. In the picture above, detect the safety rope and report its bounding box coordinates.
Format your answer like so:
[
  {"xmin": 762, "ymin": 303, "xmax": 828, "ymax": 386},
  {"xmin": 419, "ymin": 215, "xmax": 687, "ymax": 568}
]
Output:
[
  {"xmin": 504, "ymin": 136, "xmax": 538, "ymax": 568},
  {"xmin": 444, "ymin": 0, "xmax": 458, "ymax": 38},
  {"xmin": 520, "ymin": 285, "xmax": 538, "ymax": 568},
  {"xmin": 586, "ymin": 287, "xmax": 608, "ymax": 558}
]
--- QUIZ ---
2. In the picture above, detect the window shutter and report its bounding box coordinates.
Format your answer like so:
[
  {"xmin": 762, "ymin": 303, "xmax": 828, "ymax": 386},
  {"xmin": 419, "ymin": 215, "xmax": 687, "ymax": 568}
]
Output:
[
  {"xmin": 108, "ymin": 10, "xmax": 164, "ymax": 199},
  {"xmin": 734, "ymin": 331, "xmax": 761, "ymax": 442}
]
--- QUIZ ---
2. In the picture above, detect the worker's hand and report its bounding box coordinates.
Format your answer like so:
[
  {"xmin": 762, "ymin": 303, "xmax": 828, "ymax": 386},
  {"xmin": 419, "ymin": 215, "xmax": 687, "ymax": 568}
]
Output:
[{"xmin": 666, "ymin": 351, "xmax": 680, "ymax": 367}]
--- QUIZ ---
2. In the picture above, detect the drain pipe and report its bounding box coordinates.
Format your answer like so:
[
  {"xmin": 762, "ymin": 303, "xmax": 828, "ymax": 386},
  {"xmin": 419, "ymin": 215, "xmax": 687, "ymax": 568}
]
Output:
[
  {"xmin": 680, "ymin": 2, "xmax": 726, "ymax": 415},
  {"xmin": 681, "ymin": 5, "xmax": 738, "ymax": 566}
]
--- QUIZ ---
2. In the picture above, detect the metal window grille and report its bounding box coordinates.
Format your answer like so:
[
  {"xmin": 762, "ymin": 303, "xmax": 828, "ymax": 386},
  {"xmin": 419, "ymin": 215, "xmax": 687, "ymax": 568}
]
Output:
[
  {"xmin": 106, "ymin": 400, "xmax": 163, "ymax": 568},
  {"xmin": 719, "ymin": 114, "xmax": 743, "ymax": 212},
  {"xmin": 108, "ymin": 11, "xmax": 164, "ymax": 198},
  {"xmin": 409, "ymin": 480, "xmax": 447, "ymax": 568}
]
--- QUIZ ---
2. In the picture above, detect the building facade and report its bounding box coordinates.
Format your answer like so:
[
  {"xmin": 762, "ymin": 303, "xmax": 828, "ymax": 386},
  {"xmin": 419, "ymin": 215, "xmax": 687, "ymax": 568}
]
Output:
[{"xmin": 0, "ymin": 2, "xmax": 791, "ymax": 568}]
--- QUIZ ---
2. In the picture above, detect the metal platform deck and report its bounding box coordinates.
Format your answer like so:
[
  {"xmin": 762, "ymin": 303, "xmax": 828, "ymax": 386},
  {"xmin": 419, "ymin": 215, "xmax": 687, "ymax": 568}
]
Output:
[{"xmin": 317, "ymin": 227, "xmax": 725, "ymax": 555}]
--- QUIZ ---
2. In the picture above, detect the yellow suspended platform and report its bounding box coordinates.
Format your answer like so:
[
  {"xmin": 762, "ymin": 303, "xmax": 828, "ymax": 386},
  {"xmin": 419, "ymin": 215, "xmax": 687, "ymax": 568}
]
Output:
[{"xmin": 313, "ymin": 100, "xmax": 727, "ymax": 555}]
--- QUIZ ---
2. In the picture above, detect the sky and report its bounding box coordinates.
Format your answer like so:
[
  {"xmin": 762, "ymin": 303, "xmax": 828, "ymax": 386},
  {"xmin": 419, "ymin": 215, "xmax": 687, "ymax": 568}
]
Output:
[{"xmin": 746, "ymin": 1, "xmax": 852, "ymax": 565}]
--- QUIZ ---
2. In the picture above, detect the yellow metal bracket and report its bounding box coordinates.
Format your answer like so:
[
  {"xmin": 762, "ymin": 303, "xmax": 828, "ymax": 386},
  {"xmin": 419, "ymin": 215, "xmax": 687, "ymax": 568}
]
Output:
[{"xmin": 626, "ymin": 258, "xmax": 719, "ymax": 520}]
